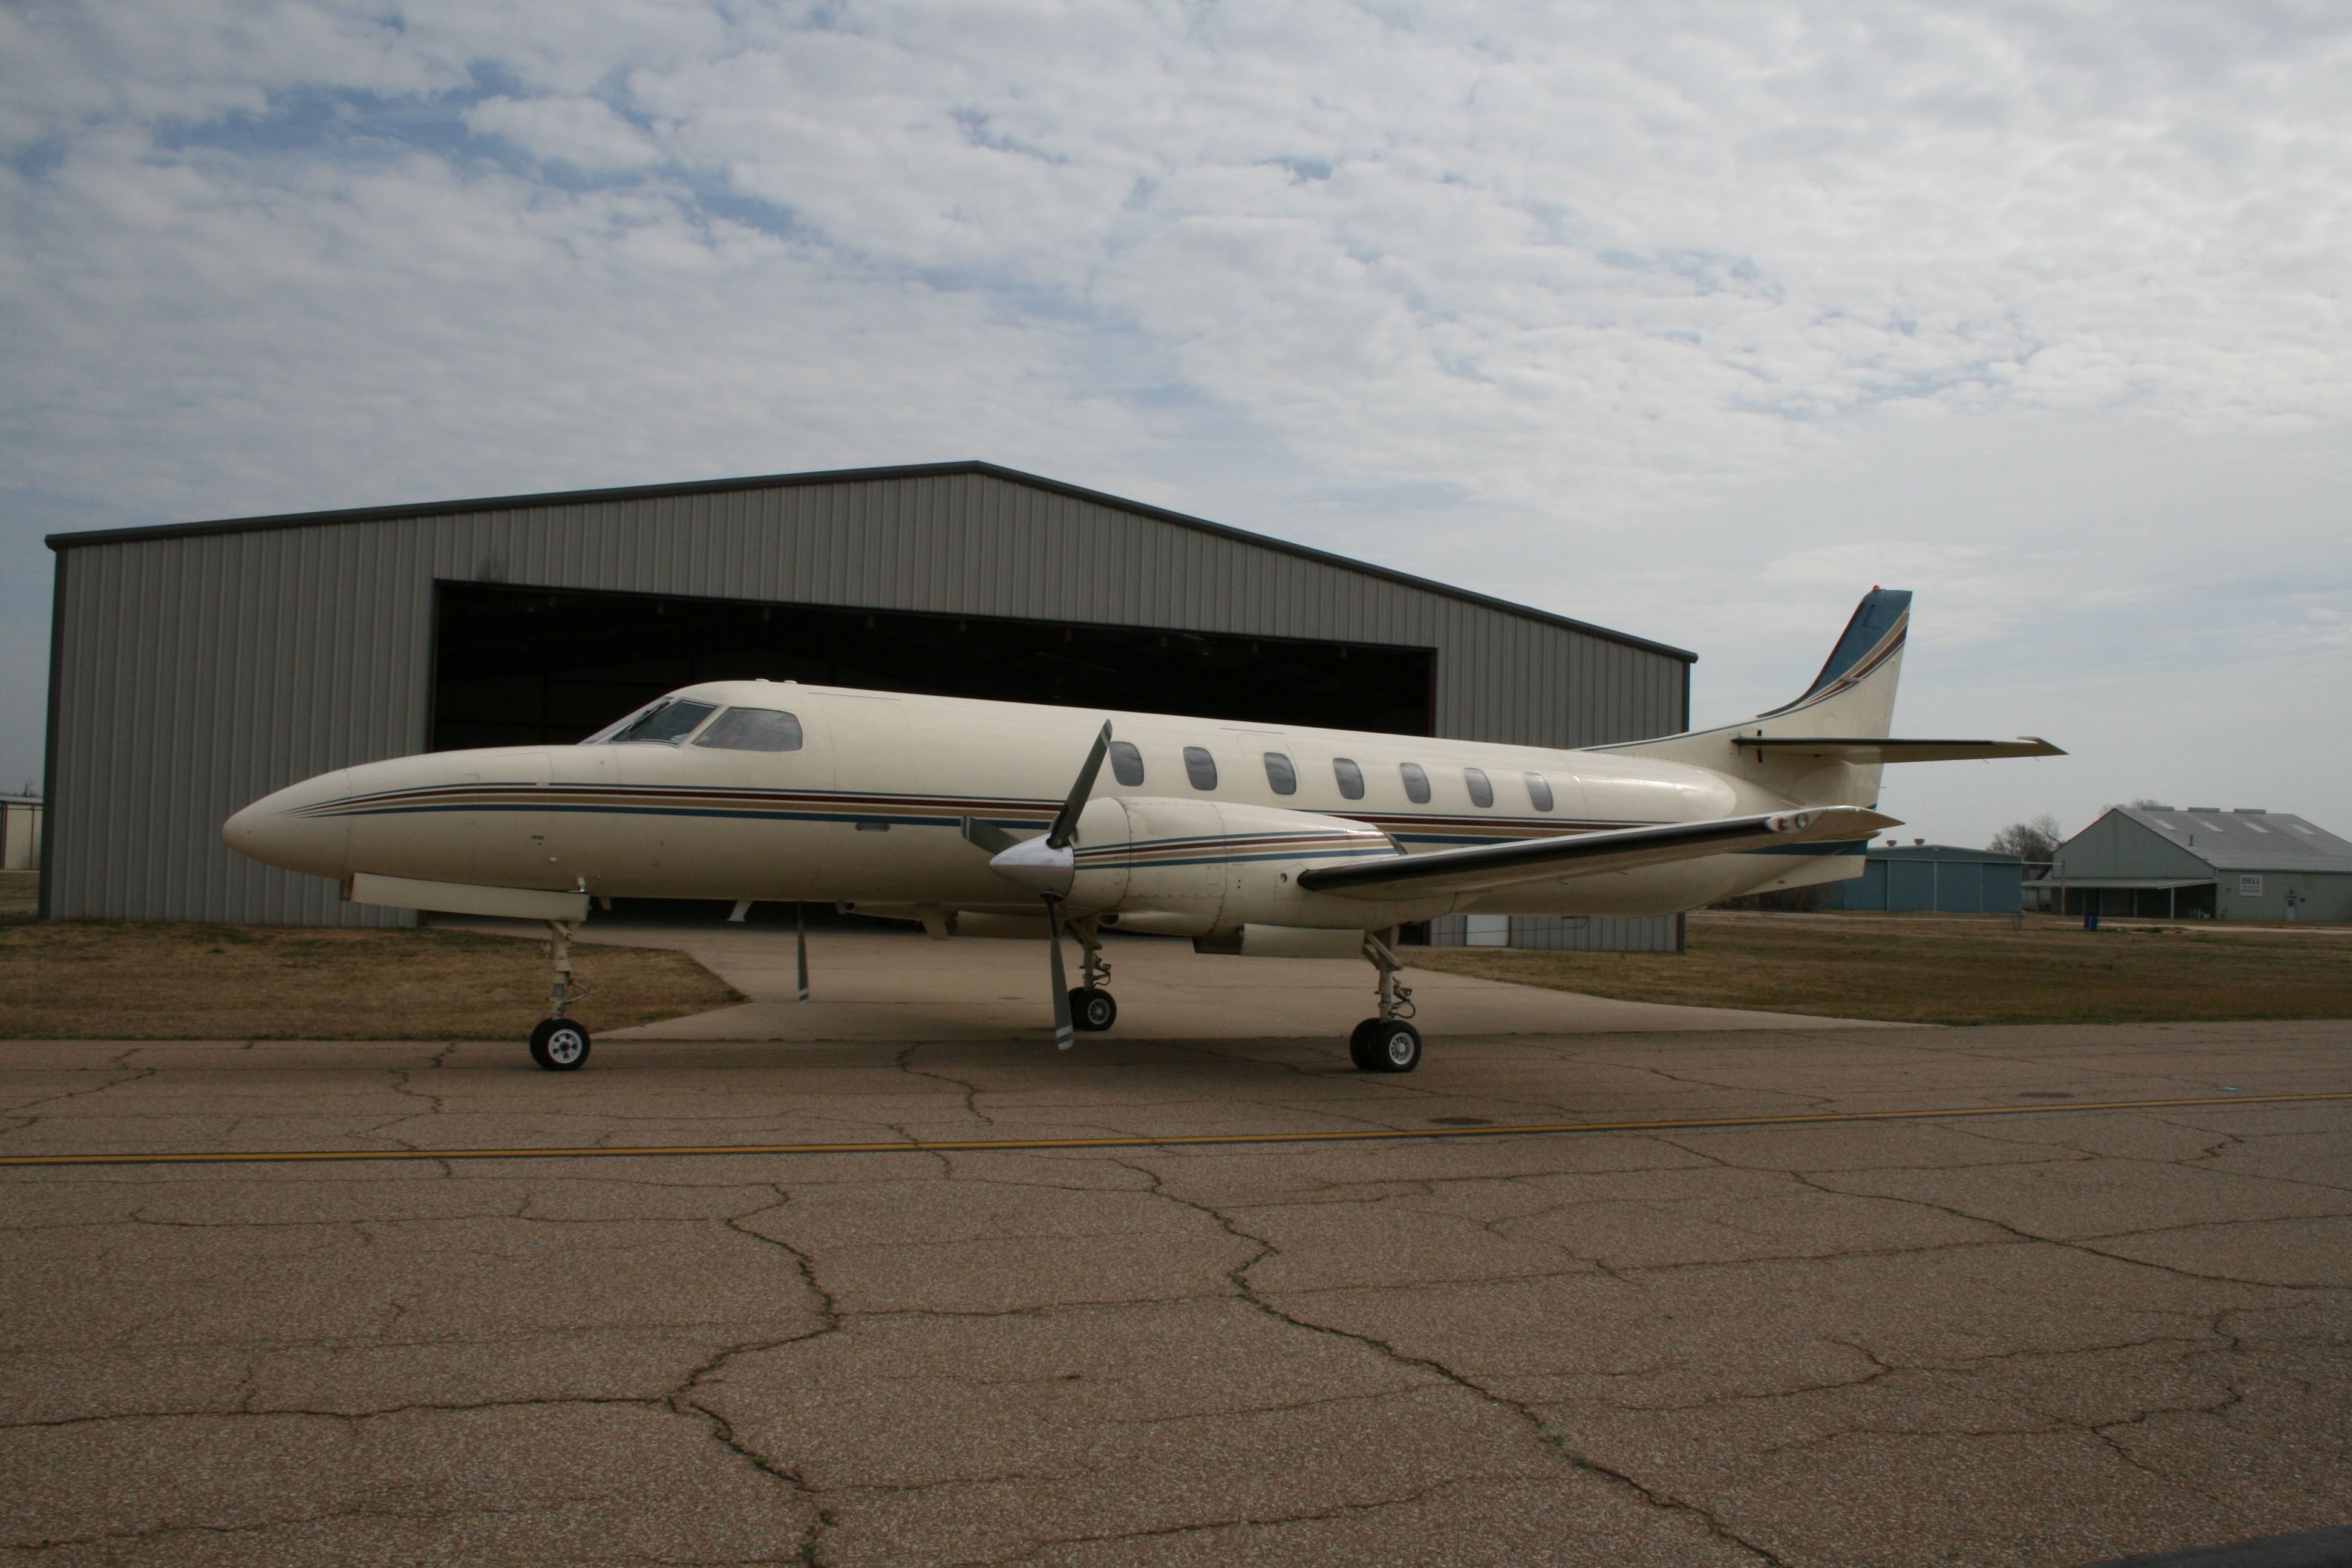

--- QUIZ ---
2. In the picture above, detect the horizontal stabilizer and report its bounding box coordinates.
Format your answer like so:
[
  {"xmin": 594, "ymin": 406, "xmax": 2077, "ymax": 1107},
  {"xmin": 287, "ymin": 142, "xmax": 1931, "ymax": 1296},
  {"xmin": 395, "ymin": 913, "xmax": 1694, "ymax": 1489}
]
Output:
[
  {"xmin": 1296, "ymin": 806, "xmax": 1898, "ymax": 902},
  {"xmin": 1734, "ymin": 736, "xmax": 2065, "ymax": 764}
]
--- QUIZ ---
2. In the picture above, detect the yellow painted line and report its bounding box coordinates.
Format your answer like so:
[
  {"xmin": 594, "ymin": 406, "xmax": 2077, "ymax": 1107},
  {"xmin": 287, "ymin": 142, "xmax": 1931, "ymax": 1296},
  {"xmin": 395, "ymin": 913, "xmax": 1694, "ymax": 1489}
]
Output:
[{"xmin": 1, "ymin": 1091, "xmax": 2347, "ymax": 1170}]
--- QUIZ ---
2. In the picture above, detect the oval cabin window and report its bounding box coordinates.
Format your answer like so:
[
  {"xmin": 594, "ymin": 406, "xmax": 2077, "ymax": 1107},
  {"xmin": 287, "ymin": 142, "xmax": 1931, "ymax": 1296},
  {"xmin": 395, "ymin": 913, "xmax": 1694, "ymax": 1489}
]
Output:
[
  {"xmin": 1525, "ymin": 772, "xmax": 1555, "ymax": 812},
  {"xmin": 1263, "ymin": 752, "xmax": 1297, "ymax": 795},
  {"xmin": 1400, "ymin": 762, "xmax": 1431, "ymax": 804},
  {"xmin": 1332, "ymin": 757, "xmax": 1365, "ymax": 800},
  {"xmin": 1184, "ymin": 746, "xmax": 1219, "ymax": 791},
  {"xmin": 1108, "ymin": 740, "xmax": 1145, "ymax": 787},
  {"xmin": 1463, "ymin": 767, "xmax": 1494, "ymax": 807}
]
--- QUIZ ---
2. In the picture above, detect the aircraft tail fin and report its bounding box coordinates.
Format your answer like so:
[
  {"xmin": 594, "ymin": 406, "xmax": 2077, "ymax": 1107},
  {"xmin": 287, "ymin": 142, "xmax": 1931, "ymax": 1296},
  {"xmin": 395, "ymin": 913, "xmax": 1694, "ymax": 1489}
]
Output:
[
  {"xmin": 1601, "ymin": 589, "xmax": 1910, "ymax": 803},
  {"xmin": 1754, "ymin": 587, "xmax": 1911, "ymax": 739}
]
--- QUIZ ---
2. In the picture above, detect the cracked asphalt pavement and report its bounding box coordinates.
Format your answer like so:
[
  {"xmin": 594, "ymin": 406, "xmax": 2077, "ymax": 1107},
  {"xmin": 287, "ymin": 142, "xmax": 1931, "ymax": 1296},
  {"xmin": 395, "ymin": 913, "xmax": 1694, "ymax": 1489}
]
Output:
[{"xmin": 3, "ymin": 1019, "xmax": 2348, "ymax": 1565}]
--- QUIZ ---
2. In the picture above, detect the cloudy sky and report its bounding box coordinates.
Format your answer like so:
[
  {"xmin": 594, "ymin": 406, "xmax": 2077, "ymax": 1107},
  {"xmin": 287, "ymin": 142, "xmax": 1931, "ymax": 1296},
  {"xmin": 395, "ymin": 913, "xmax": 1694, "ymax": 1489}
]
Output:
[{"xmin": 4, "ymin": 1, "xmax": 2347, "ymax": 847}]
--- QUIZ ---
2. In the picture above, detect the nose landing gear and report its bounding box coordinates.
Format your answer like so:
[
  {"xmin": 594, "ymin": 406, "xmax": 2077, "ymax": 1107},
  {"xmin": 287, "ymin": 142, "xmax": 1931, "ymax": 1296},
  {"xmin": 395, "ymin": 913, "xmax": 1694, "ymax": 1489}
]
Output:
[
  {"xmin": 528, "ymin": 920, "xmax": 593, "ymax": 1071},
  {"xmin": 1348, "ymin": 929, "xmax": 1422, "ymax": 1073}
]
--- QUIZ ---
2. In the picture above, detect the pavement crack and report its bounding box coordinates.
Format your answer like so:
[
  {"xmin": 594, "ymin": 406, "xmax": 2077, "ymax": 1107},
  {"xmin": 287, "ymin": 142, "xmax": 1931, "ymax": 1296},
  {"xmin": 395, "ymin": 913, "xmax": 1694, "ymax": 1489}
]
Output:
[{"xmin": 1112, "ymin": 1157, "xmax": 1788, "ymax": 1566}]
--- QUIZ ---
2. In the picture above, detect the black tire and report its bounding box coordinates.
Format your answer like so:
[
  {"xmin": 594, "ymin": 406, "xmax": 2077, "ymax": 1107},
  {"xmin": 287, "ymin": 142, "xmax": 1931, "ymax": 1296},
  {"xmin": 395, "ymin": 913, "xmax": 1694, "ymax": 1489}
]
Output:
[
  {"xmin": 1364, "ymin": 1020, "xmax": 1422, "ymax": 1074},
  {"xmin": 1069, "ymin": 987, "xmax": 1117, "ymax": 1032},
  {"xmin": 529, "ymin": 1017, "xmax": 591, "ymax": 1072},
  {"xmin": 1347, "ymin": 1018, "xmax": 1379, "ymax": 1070}
]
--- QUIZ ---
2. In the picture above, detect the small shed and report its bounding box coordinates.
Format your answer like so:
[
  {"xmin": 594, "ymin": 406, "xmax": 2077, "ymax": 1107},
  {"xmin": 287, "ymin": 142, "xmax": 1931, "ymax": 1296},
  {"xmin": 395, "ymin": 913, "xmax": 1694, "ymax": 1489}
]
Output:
[
  {"xmin": 1818, "ymin": 843, "xmax": 2025, "ymax": 914},
  {"xmin": 2032, "ymin": 807, "xmax": 2352, "ymax": 922},
  {"xmin": 1, "ymin": 795, "xmax": 41, "ymax": 872}
]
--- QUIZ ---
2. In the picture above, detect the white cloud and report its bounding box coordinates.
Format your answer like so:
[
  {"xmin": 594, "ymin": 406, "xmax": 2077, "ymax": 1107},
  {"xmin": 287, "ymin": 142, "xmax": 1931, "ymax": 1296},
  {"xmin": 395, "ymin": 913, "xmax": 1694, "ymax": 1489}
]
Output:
[{"xmin": 2, "ymin": 1, "xmax": 2349, "ymax": 843}]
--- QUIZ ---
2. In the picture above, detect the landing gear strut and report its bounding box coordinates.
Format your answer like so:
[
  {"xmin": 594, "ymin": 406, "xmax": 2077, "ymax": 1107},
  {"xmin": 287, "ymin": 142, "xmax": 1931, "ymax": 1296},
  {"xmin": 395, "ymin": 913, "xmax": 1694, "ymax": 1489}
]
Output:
[
  {"xmin": 528, "ymin": 920, "xmax": 592, "ymax": 1071},
  {"xmin": 1067, "ymin": 917, "xmax": 1117, "ymax": 1032},
  {"xmin": 1348, "ymin": 929, "xmax": 1421, "ymax": 1073}
]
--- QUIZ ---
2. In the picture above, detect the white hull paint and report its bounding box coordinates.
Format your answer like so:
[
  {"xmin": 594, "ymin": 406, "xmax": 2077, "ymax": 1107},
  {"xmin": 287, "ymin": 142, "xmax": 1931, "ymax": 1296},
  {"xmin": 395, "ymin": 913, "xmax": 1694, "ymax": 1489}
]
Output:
[{"xmin": 230, "ymin": 680, "xmax": 1844, "ymax": 925}]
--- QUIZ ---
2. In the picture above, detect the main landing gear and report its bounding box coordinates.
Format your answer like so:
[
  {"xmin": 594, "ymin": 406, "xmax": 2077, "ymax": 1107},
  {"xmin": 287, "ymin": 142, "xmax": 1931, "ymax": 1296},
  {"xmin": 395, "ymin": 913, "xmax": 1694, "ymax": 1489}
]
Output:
[
  {"xmin": 1067, "ymin": 918, "xmax": 1117, "ymax": 1033},
  {"xmin": 528, "ymin": 920, "xmax": 592, "ymax": 1071},
  {"xmin": 1348, "ymin": 929, "xmax": 1422, "ymax": 1073}
]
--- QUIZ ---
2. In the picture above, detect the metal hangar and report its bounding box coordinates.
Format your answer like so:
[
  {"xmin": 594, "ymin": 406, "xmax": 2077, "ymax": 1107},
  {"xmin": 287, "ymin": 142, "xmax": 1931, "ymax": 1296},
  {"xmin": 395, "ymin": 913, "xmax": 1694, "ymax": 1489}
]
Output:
[{"xmin": 41, "ymin": 461, "xmax": 1696, "ymax": 944}]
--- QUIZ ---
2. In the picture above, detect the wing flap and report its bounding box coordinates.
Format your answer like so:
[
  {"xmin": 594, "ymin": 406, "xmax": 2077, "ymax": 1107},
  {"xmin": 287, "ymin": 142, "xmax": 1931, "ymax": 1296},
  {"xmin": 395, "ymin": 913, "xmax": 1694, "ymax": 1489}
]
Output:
[
  {"xmin": 1734, "ymin": 736, "xmax": 2063, "ymax": 763},
  {"xmin": 1295, "ymin": 806, "xmax": 1898, "ymax": 901}
]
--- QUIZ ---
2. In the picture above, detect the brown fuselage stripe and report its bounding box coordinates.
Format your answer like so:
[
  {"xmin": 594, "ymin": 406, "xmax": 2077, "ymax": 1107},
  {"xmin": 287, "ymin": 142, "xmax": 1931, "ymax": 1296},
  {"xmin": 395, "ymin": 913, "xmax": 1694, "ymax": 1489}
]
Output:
[{"xmin": 1, "ymin": 1091, "xmax": 2344, "ymax": 1169}]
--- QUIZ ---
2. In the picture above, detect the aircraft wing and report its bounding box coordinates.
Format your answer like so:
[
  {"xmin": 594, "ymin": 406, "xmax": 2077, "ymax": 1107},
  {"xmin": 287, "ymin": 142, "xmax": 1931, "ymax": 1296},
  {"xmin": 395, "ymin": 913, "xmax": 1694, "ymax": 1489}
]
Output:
[
  {"xmin": 1295, "ymin": 805, "xmax": 1898, "ymax": 902},
  {"xmin": 1734, "ymin": 736, "xmax": 2063, "ymax": 763}
]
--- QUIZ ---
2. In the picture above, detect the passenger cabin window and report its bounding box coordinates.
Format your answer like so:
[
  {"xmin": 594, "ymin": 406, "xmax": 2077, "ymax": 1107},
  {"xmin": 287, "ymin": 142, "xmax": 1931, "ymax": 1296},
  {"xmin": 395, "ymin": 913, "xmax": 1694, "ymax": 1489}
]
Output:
[
  {"xmin": 1463, "ymin": 767, "xmax": 1494, "ymax": 808},
  {"xmin": 1525, "ymin": 772, "xmax": 1555, "ymax": 812},
  {"xmin": 605, "ymin": 699, "xmax": 717, "ymax": 745},
  {"xmin": 1184, "ymin": 746, "xmax": 1219, "ymax": 791},
  {"xmin": 1332, "ymin": 757, "xmax": 1365, "ymax": 800},
  {"xmin": 1264, "ymin": 752, "xmax": 1297, "ymax": 795},
  {"xmin": 1108, "ymin": 741, "xmax": 1145, "ymax": 787},
  {"xmin": 1400, "ymin": 762, "xmax": 1431, "ymax": 804},
  {"xmin": 694, "ymin": 707, "xmax": 803, "ymax": 752}
]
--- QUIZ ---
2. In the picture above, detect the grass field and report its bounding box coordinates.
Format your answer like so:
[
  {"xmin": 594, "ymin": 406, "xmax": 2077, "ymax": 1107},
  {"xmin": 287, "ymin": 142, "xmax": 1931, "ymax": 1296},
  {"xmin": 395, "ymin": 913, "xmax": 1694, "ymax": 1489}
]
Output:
[
  {"xmin": 1411, "ymin": 911, "xmax": 2352, "ymax": 1025},
  {"xmin": 0, "ymin": 875, "xmax": 740, "ymax": 1039}
]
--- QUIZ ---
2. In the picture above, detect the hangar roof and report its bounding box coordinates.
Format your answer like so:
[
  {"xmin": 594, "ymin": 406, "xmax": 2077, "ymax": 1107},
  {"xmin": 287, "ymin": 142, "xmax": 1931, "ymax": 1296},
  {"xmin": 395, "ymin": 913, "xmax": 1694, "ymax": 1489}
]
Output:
[
  {"xmin": 2116, "ymin": 808, "xmax": 2352, "ymax": 875},
  {"xmin": 44, "ymin": 459, "xmax": 1696, "ymax": 663}
]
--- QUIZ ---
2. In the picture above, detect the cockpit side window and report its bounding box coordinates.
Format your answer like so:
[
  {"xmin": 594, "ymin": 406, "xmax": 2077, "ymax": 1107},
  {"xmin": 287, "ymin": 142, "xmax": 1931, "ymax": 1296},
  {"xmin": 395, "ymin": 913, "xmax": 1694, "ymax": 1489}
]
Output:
[
  {"xmin": 602, "ymin": 699, "xmax": 718, "ymax": 745},
  {"xmin": 1108, "ymin": 741, "xmax": 1145, "ymax": 787},
  {"xmin": 693, "ymin": 707, "xmax": 804, "ymax": 752}
]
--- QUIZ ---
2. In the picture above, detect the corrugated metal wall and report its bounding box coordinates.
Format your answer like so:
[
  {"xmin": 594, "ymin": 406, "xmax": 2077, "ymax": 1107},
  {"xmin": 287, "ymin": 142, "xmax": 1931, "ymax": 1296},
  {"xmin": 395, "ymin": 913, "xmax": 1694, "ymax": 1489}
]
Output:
[{"xmin": 45, "ymin": 467, "xmax": 1691, "ymax": 927}]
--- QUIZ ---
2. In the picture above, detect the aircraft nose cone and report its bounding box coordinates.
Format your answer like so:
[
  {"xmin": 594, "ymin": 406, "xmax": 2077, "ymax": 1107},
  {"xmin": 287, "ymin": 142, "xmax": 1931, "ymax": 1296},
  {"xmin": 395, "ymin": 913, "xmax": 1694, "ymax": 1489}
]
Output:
[{"xmin": 222, "ymin": 769, "xmax": 353, "ymax": 878}]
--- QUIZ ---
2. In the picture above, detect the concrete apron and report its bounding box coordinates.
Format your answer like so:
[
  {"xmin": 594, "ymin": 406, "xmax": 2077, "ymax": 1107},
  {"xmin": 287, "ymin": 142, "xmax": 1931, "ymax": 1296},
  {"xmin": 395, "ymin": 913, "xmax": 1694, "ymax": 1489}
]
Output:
[{"xmin": 451, "ymin": 919, "xmax": 1906, "ymax": 1042}]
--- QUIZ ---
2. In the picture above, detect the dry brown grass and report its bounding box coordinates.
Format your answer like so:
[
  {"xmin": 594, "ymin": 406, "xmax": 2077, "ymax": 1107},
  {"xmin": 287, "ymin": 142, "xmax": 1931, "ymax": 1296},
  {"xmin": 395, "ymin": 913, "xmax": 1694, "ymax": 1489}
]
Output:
[
  {"xmin": 0, "ymin": 871, "xmax": 36, "ymax": 925},
  {"xmin": 1410, "ymin": 912, "xmax": 2352, "ymax": 1025},
  {"xmin": 0, "ymin": 917, "xmax": 740, "ymax": 1039}
]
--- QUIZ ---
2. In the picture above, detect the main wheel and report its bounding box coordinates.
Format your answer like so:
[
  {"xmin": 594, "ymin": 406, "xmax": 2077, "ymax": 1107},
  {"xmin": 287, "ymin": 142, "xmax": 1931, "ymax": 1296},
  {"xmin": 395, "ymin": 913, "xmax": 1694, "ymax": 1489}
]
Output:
[
  {"xmin": 1347, "ymin": 1018, "xmax": 1379, "ymax": 1070},
  {"xmin": 1362, "ymin": 1019, "xmax": 1422, "ymax": 1074},
  {"xmin": 528, "ymin": 1018, "xmax": 592, "ymax": 1072},
  {"xmin": 1069, "ymin": 987, "xmax": 1118, "ymax": 1032}
]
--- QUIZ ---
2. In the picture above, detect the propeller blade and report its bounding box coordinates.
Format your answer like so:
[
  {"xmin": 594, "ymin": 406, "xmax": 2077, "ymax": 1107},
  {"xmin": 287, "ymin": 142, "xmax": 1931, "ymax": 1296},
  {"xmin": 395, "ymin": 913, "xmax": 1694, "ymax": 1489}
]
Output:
[
  {"xmin": 961, "ymin": 817, "xmax": 1019, "ymax": 855},
  {"xmin": 1045, "ymin": 722, "xmax": 1114, "ymax": 852},
  {"xmin": 1044, "ymin": 895, "xmax": 1074, "ymax": 1050},
  {"xmin": 795, "ymin": 901, "xmax": 809, "ymax": 1004}
]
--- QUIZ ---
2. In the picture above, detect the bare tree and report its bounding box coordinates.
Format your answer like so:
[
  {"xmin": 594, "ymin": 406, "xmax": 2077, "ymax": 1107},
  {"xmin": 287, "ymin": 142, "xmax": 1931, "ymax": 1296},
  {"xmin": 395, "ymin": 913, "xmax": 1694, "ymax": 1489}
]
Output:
[{"xmin": 1987, "ymin": 814, "xmax": 2062, "ymax": 863}]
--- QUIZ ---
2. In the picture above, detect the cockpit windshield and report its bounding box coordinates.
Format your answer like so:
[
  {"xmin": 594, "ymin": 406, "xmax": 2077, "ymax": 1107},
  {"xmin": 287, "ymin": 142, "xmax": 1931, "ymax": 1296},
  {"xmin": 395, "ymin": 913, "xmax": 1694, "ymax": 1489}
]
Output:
[{"xmin": 583, "ymin": 699, "xmax": 718, "ymax": 745}]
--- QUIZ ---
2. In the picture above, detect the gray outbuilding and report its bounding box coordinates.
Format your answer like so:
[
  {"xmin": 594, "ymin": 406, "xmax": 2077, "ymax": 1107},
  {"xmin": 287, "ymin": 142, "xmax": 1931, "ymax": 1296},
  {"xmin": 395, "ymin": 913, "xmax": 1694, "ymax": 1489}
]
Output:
[
  {"xmin": 2034, "ymin": 807, "xmax": 2352, "ymax": 922},
  {"xmin": 42, "ymin": 461, "xmax": 1696, "ymax": 943},
  {"xmin": 1818, "ymin": 843, "xmax": 2025, "ymax": 915}
]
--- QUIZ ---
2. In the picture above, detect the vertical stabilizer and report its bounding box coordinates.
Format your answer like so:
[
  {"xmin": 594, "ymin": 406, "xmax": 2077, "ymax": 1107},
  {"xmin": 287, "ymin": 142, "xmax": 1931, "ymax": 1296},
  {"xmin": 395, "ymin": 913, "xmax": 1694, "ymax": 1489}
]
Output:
[
  {"xmin": 1756, "ymin": 588, "xmax": 1910, "ymax": 740},
  {"xmin": 1601, "ymin": 589, "xmax": 1910, "ymax": 806}
]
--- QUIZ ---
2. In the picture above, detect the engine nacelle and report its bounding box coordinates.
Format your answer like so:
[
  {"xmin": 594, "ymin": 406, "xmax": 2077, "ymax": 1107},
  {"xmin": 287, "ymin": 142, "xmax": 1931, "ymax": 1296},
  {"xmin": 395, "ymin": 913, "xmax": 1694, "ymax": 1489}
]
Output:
[{"xmin": 1028, "ymin": 797, "xmax": 1456, "ymax": 938}]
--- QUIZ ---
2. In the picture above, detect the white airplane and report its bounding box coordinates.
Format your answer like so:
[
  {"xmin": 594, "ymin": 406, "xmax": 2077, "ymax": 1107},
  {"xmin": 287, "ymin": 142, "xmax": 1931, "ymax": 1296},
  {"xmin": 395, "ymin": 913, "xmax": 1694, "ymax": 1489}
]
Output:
[{"xmin": 224, "ymin": 588, "xmax": 2058, "ymax": 1073}]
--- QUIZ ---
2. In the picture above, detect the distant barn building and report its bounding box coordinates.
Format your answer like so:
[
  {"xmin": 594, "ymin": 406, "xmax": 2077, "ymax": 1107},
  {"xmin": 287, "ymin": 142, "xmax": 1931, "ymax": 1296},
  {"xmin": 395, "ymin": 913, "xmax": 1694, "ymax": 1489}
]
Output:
[{"xmin": 2034, "ymin": 807, "xmax": 2352, "ymax": 922}]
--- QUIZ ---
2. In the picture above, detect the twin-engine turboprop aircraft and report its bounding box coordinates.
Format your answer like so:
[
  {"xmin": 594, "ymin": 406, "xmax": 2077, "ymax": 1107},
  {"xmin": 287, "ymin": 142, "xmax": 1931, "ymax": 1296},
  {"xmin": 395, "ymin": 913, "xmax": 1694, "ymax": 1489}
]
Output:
[{"xmin": 225, "ymin": 588, "xmax": 2058, "ymax": 1072}]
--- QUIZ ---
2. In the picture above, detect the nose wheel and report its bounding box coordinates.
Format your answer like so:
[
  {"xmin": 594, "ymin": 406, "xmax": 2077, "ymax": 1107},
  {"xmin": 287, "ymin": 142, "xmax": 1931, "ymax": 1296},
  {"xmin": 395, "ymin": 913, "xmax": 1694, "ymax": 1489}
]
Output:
[
  {"xmin": 529, "ymin": 1017, "xmax": 592, "ymax": 1071},
  {"xmin": 528, "ymin": 920, "xmax": 593, "ymax": 1071}
]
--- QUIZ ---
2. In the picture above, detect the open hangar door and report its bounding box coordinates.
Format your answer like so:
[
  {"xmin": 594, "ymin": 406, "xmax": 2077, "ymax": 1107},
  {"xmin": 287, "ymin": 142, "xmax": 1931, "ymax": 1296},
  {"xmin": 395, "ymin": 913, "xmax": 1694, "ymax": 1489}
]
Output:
[
  {"xmin": 430, "ymin": 582, "xmax": 1437, "ymax": 750},
  {"xmin": 430, "ymin": 583, "xmax": 1439, "ymax": 930}
]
